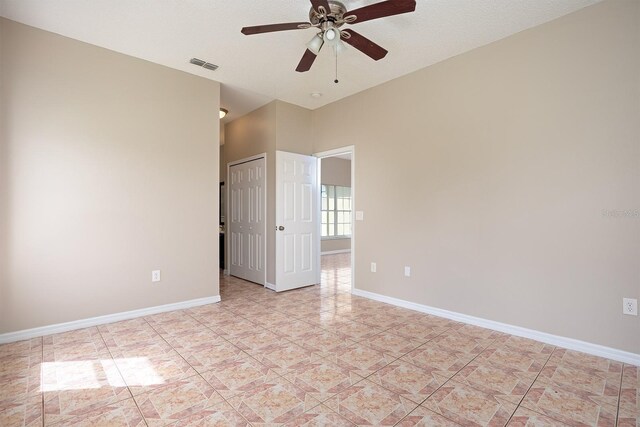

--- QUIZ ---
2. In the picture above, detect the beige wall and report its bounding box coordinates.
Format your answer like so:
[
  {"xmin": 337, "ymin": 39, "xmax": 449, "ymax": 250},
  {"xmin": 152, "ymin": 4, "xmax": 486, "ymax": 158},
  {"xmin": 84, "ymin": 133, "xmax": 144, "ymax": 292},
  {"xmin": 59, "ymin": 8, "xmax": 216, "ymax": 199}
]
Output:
[
  {"xmin": 0, "ymin": 19, "xmax": 221, "ymax": 333},
  {"xmin": 312, "ymin": 0, "xmax": 640, "ymax": 353},
  {"xmin": 223, "ymin": 102, "xmax": 276, "ymax": 166},
  {"xmin": 275, "ymin": 101, "xmax": 313, "ymax": 155},
  {"xmin": 0, "ymin": 52, "xmax": 7, "ymax": 313},
  {"xmin": 321, "ymin": 157, "xmax": 351, "ymax": 186},
  {"xmin": 321, "ymin": 157, "xmax": 351, "ymax": 253},
  {"xmin": 223, "ymin": 100, "xmax": 312, "ymax": 284}
]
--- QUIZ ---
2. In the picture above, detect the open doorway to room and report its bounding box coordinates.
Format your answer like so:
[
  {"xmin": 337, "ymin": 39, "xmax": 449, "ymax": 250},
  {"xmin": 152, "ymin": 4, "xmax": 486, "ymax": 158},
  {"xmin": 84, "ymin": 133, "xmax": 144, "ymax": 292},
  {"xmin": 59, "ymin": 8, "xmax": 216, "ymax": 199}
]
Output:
[{"xmin": 315, "ymin": 146, "xmax": 355, "ymax": 292}]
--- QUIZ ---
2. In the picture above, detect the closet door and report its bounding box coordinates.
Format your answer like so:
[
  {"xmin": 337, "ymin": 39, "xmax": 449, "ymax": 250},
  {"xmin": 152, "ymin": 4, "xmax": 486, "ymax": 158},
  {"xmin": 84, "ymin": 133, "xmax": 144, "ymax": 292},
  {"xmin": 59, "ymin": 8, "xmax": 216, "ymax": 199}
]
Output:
[{"xmin": 229, "ymin": 157, "xmax": 266, "ymax": 285}]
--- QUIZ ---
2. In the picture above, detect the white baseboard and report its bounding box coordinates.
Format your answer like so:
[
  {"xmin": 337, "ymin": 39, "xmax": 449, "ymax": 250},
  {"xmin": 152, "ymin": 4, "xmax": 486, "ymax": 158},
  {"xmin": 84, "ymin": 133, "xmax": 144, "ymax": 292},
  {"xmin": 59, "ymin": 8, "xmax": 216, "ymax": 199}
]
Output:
[
  {"xmin": 321, "ymin": 249, "xmax": 351, "ymax": 255},
  {"xmin": 0, "ymin": 296, "xmax": 221, "ymax": 344},
  {"xmin": 265, "ymin": 282, "xmax": 276, "ymax": 291},
  {"xmin": 352, "ymin": 288, "xmax": 640, "ymax": 366},
  {"xmin": 223, "ymin": 269, "xmax": 230, "ymax": 276}
]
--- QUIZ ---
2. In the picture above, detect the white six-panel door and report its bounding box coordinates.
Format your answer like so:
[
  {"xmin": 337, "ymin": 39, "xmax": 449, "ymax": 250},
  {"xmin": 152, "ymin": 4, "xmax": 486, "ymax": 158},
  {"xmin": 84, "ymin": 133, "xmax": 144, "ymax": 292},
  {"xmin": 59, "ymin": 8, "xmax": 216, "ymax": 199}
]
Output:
[
  {"xmin": 275, "ymin": 151, "xmax": 319, "ymax": 291},
  {"xmin": 229, "ymin": 157, "xmax": 266, "ymax": 285}
]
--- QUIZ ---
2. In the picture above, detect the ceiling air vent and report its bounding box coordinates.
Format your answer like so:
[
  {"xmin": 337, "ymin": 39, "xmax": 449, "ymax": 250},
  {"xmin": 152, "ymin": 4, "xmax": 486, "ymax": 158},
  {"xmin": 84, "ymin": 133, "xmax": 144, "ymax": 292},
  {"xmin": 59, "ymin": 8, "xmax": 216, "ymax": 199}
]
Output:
[{"xmin": 189, "ymin": 58, "xmax": 218, "ymax": 71}]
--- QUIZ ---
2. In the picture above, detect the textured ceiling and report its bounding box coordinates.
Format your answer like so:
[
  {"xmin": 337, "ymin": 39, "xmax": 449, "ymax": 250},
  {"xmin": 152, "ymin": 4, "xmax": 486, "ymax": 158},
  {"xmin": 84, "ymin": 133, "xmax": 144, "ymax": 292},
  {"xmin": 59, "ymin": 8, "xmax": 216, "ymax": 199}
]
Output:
[{"xmin": 0, "ymin": 0, "xmax": 600, "ymax": 122}]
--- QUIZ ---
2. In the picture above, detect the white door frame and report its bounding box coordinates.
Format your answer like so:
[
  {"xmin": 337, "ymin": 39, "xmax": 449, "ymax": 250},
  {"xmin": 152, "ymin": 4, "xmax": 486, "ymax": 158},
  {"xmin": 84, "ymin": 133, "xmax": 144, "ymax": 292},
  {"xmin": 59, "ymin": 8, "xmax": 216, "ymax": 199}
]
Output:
[
  {"xmin": 226, "ymin": 153, "xmax": 268, "ymax": 286},
  {"xmin": 313, "ymin": 145, "xmax": 355, "ymax": 292}
]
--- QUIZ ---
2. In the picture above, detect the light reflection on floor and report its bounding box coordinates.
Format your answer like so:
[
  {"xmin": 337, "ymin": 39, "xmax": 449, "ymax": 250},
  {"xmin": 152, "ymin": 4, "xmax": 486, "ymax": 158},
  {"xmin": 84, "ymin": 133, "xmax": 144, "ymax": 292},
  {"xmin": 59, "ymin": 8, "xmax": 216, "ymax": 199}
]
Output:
[{"xmin": 40, "ymin": 357, "xmax": 164, "ymax": 392}]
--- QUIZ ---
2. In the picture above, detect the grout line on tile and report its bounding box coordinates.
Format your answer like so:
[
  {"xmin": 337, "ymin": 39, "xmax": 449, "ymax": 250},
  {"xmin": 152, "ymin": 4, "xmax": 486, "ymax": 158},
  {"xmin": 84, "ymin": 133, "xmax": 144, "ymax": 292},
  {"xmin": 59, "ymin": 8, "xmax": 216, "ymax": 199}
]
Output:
[
  {"xmin": 615, "ymin": 363, "xmax": 625, "ymax": 427},
  {"xmin": 394, "ymin": 404, "xmax": 464, "ymax": 427},
  {"xmin": 142, "ymin": 309, "xmax": 253, "ymax": 426},
  {"xmin": 94, "ymin": 320, "xmax": 148, "ymax": 426},
  {"xmin": 184, "ymin": 315, "xmax": 318, "ymax": 426},
  {"xmin": 406, "ymin": 334, "xmax": 509, "ymax": 421},
  {"xmin": 503, "ymin": 341, "xmax": 556, "ymax": 426}
]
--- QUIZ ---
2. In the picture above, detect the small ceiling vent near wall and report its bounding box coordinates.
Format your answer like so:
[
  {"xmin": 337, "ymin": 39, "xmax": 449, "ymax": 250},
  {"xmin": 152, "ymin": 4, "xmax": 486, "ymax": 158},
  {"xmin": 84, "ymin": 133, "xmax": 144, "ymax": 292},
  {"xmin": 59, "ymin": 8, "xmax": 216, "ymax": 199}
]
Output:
[
  {"xmin": 190, "ymin": 58, "xmax": 206, "ymax": 66},
  {"xmin": 190, "ymin": 58, "xmax": 219, "ymax": 71}
]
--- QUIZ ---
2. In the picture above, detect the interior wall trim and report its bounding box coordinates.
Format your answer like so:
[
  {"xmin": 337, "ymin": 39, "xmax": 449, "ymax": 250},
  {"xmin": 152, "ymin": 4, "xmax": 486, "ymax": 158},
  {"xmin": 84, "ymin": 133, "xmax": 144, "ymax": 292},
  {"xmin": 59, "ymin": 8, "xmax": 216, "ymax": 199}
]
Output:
[
  {"xmin": 352, "ymin": 288, "xmax": 640, "ymax": 366},
  {"xmin": 0, "ymin": 296, "xmax": 221, "ymax": 344}
]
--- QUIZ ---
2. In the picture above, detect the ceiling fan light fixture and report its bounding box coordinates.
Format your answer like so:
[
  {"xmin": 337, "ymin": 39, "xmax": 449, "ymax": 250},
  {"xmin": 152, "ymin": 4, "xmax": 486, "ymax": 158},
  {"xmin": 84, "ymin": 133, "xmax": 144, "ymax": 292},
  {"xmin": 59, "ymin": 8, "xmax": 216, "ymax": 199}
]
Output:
[
  {"xmin": 219, "ymin": 108, "xmax": 228, "ymax": 119},
  {"xmin": 325, "ymin": 28, "xmax": 337, "ymax": 41},
  {"xmin": 323, "ymin": 27, "xmax": 340, "ymax": 44},
  {"xmin": 334, "ymin": 39, "xmax": 347, "ymax": 55},
  {"xmin": 306, "ymin": 33, "xmax": 324, "ymax": 55}
]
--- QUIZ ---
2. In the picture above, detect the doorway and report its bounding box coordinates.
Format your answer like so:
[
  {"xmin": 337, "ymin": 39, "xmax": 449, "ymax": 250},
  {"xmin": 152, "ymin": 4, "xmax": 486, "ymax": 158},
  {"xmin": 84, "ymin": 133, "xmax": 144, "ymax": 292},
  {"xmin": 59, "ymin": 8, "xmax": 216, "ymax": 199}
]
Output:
[{"xmin": 315, "ymin": 146, "xmax": 355, "ymax": 291}]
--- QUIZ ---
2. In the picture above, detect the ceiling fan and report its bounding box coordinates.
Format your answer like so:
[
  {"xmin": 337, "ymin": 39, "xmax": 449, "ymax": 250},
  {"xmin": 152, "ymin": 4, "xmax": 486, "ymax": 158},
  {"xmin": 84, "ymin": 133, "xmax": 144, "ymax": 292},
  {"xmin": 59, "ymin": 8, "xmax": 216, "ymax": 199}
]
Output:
[{"xmin": 241, "ymin": 0, "xmax": 417, "ymax": 73}]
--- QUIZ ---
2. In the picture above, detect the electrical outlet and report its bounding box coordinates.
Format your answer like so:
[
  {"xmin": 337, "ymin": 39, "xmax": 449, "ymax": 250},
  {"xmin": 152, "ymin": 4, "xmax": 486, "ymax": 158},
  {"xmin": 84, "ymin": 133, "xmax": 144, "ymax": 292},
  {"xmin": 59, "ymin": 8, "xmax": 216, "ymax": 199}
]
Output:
[
  {"xmin": 404, "ymin": 266, "xmax": 411, "ymax": 277},
  {"xmin": 355, "ymin": 211, "xmax": 364, "ymax": 221},
  {"xmin": 152, "ymin": 270, "xmax": 161, "ymax": 283},
  {"xmin": 623, "ymin": 298, "xmax": 637, "ymax": 316},
  {"xmin": 370, "ymin": 262, "xmax": 376, "ymax": 273}
]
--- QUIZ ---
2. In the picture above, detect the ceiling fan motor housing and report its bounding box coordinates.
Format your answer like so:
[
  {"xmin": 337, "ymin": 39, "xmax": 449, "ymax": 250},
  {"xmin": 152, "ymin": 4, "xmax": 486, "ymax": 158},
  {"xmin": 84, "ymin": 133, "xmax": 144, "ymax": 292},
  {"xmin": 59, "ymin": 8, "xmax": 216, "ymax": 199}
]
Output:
[{"xmin": 309, "ymin": 1, "xmax": 348, "ymax": 27}]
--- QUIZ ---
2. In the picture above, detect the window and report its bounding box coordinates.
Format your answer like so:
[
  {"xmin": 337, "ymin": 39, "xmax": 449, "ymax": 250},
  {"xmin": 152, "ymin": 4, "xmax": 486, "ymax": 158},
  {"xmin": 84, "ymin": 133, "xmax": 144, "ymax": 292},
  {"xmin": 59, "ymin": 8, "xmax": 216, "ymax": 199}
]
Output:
[{"xmin": 321, "ymin": 185, "xmax": 351, "ymax": 238}]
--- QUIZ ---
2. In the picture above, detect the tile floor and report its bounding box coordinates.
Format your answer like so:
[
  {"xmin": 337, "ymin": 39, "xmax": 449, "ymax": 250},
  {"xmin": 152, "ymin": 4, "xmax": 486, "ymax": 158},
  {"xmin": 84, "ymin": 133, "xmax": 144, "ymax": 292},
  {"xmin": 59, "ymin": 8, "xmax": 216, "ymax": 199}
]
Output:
[{"xmin": 0, "ymin": 253, "xmax": 638, "ymax": 426}]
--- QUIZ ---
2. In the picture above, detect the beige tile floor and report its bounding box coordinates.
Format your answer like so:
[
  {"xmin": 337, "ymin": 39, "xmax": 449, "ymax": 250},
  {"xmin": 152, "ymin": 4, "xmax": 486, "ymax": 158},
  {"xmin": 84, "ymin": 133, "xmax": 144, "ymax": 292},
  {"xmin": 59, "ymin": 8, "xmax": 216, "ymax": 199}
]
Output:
[{"xmin": 0, "ymin": 253, "xmax": 638, "ymax": 426}]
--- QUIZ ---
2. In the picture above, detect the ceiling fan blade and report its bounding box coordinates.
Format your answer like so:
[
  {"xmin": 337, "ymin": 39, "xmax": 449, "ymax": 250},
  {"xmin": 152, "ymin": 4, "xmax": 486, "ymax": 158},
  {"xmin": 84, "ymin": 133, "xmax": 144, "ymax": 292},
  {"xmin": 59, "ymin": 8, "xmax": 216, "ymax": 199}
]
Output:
[
  {"xmin": 341, "ymin": 29, "xmax": 388, "ymax": 61},
  {"xmin": 345, "ymin": 0, "xmax": 416, "ymax": 24},
  {"xmin": 310, "ymin": 0, "xmax": 331, "ymax": 14},
  {"xmin": 296, "ymin": 49, "xmax": 318, "ymax": 72},
  {"xmin": 241, "ymin": 22, "xmax": 311, "ymax": 35}
]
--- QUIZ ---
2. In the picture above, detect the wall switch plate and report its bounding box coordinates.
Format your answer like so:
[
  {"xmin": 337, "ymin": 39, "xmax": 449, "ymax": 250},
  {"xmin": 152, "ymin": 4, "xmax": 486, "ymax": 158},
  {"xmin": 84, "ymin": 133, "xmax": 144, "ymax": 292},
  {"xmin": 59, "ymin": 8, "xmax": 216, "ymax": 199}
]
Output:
[
  {"xmin": 623, "ymin": 298, "xmax": 638, "ymax": 316},
  {"xmin": 404, "ymin": 266, "xmax": 411, "ymax": 277},
  {"xmin": 355, "ymin": 211, "xmax": 364, "ymax": 221},
  {"xmin": 152, "ymin": 270, "xmax": 161, "ymax": 283},
  {"xmin": 370, "ymin": 262, "xmax": 377, "ymax": 273}
]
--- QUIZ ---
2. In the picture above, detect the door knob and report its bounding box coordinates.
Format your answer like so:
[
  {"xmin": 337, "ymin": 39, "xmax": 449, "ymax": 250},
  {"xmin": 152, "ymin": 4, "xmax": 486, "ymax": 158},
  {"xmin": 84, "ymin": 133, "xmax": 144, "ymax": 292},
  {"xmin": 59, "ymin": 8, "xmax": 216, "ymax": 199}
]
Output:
[{"xmin": 278, "ymin": 226, "xmax": 285, "ymax": 231}]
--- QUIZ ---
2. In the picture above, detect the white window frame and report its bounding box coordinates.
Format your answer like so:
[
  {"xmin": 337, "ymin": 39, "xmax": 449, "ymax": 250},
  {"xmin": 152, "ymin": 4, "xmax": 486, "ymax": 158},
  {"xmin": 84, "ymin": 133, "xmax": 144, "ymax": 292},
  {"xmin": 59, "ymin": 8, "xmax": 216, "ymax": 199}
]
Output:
[{"xmin": 321, "ymin": 184, "xmax": 352, "ymax": 239}]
